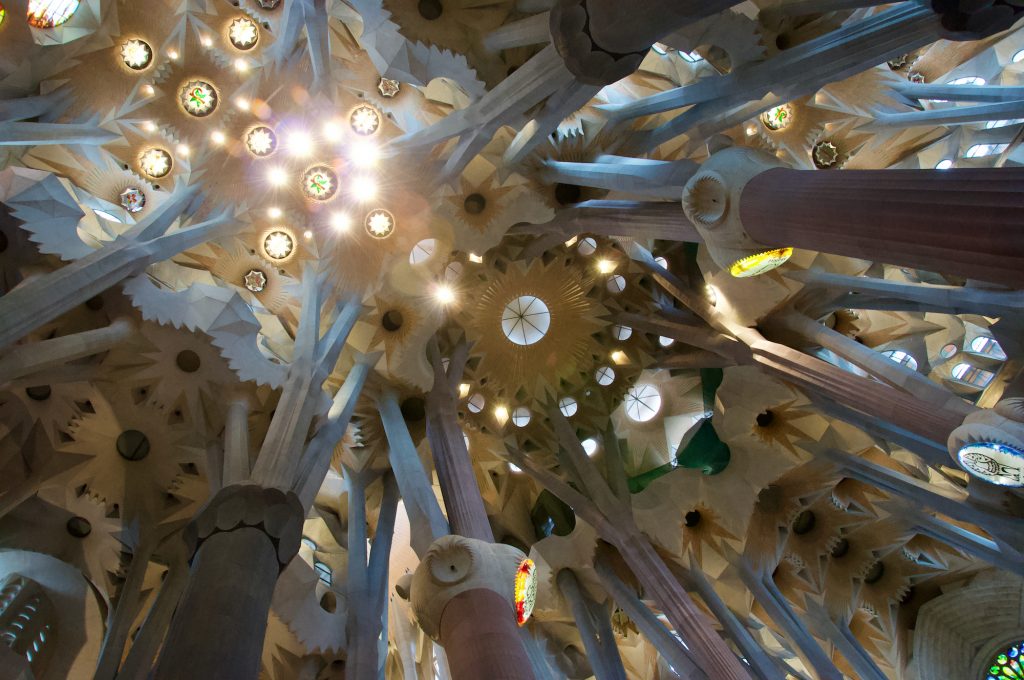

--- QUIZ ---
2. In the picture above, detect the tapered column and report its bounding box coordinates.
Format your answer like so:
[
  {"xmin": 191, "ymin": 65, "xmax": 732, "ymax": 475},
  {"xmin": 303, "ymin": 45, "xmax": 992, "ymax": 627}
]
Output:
[
  {"xmin": 682, "ymin": 566, "xmax": 783, "ymax": 680},
  {"xmin": 802, "ymin": 601, "xmax": 887, "ymax": 680},
  {"xmin": 379, "ymin": 389, "xmax": 450, "ymax": 556},
  {"xmin": 789, "ymin": 270, "xmax": 1024, "ymax": 319},
  {"xmin": 346, "ymin": 473, "xmax": 399, "ymax": 679},
  {"xmin": 93, "ymin": 537, "xmax": 157, "ymax": 680},
  {"xmin": 593, "ymin": 553, "xmax": 706, "ymax": 680},
  {"xmin": 740, "ymin": 168, "xmax": 1024, "ymax": 287},
  {"xmin": 735, "ymin": 560, "xmax": 843, "ymax": 680},
  {"xmin": 0, "ymin": 317, "xmax": 135, "ymax": 385},
  {"xmin": 900, "ymin": 505, "xmax": 1024, "ymax": 576},
  {"xmin": 821, "ymin": 449, "xmax": 1024, "ymax": 552},
  {"xmin": 425, "ymin": 345, "xmax": 493, "ymax": 541},
  {"xmin": 117, "ymin": 547, "xmax": 190, "ymax": 680},
  {"xmin": 152, "ymin": 485, "xmax": 303, "ymax": 680},
  {"xmin": 767, "ymin": 309, "xmax": 975, "ymax": 418},
  {"xmin": 557, "ymin": 569, "xmax": 628, "ymax": 680}
]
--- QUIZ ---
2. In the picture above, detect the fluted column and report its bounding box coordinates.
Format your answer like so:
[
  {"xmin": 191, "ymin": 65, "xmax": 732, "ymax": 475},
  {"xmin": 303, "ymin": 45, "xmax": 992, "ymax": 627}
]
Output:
[
  {"xmin": 152, "ymin": 485, "xmax": 303, "ymax": 680},
  {"xmin": 740, "ymin": 168, "xmax": 1024, "ymax": 287},
  {"xmin": 93, "ymin": 535, "xmax": 158, "ymax": 680}
]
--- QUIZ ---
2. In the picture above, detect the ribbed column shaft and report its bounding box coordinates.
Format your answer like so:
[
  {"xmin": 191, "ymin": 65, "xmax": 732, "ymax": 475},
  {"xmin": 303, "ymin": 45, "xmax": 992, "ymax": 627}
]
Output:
[{"xmin": 741, "ymin": 167, "xmax": 1024, "ymax": 287}]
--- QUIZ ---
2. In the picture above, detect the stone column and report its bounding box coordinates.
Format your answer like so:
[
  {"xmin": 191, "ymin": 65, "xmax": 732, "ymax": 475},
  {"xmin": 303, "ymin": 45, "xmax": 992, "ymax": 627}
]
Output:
[
  {"xmin": 592, "ymin": 557, "xmax": 704, "ymax": 679},
  {"xmin": 735, "ymin": 560, "xmax": 843, "ymax": 680},
  {"xmin": 93, "ymin": 535, "xmax": 157, "ymax": 680},
  {"xmin": 410, "ymin": 535, "xmax": 536, "ymax": 680},
  {"xmin": 556, "ymin": 569, "xmax": 628, "ymax": 680},
  {"xmin": 117, "ymin": 546, "xmax": 190, "ymax": 680},
  {"xmin": 739, "ymin": 167, "xmax": 1024, "ymax": 287},
  {"xmin": 425, "ymin": 343, "xmax": 493, "ymax": 541},
  {"xmin": 549, "ymin": 0, "xmax": 739, "ymax": 86},
  {"xmin": 379, "ymin": 389, "xmax": 450, "ymax": 556},
  {"xmin": 151, "ymin": 485, "xmax": 303, "ymax": 680},
  {"xmin": 0, "ymin": 184, "xmax": 229, "ymax": 348},
  {"xmin": 766, "ymin": 308, "xmax": 975, "ymax": 418},
  {"xmin": 0, "ymin": 317, "xmax": 135, "ymax": 385}
]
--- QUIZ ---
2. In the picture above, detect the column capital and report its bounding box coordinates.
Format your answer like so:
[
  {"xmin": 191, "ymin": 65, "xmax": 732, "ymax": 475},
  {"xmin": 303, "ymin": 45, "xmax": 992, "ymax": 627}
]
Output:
[
  {"xmin": 410, "ymin": 534, "xmax": 536, "ymax": 640},
  {"xmin": 681, "ymin": 141, "xmax": 785, "ymax": 273},
  {"xmin": 185, "ymin": 484, "xmax": 304, "ymax": 571},
  {"xmin": 549, "ymin": 0, "xmax": 648, "ymax": 86}
]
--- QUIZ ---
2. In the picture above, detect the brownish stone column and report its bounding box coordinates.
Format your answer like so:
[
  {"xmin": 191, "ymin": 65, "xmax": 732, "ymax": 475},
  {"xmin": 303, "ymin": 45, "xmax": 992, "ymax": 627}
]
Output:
[
  {"xmin": 151, "ymin": 485, "xmax": 303, "ymax": 680},
  {"xmin": 440, "ymin": 589, "xmax": 536, "ymax": 680},
  {"xmin": 739, "ymin": 167, "xmax": 1024, "ymax": 287}
]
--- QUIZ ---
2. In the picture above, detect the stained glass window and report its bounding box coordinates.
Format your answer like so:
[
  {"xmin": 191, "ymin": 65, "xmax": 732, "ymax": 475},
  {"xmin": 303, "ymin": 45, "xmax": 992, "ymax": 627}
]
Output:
[
  {"xmin": 302, "ymin": 166, "xmax": 338, "ymax": 201},
  {"xmin": 986, "ymin": 640, "xmax": 1024, "ymax": 679},
  {"xmin": 179, "ymin": 80, "xmax": 218, "ymax": 117},
  {"xmin": 971, "ymin": 336, "xmax": 1007, "ymax": 360},
  {"xmin": 27, "ymin": 0, "xmax": 79, "ymax": 28},
  {"xmin": 760, "ymin": 104, "xmax": 793, "ymax": 131},
  {"xmin": 0, "ymin": 5, "xmax": 6, "ymax": 28},
  {"xmin": 882, "ymin": 349, "xmax": 919, "ymax": 371}
]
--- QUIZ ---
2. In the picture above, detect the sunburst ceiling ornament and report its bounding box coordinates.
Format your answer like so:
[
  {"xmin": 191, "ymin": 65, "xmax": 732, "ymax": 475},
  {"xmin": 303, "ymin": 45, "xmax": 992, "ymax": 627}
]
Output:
[
  {"xmin": 27, "ymin": 0, "xmax": 79, "ymax": 28},
  {"xmin": 302, "ymin": 166, "xmax": 338, "ymax": 201},
  {"xmin": 501, "ymin": 296, "xmax": 550, "ymax": 346},
  {"xmin": 243, "ymin": 269, "xmax": 267, "ymax": 292},
  {"xmin": 350, "ymin": 105, "xmax": 381, "ymax": 135},
  {"xmin": 138, "ymin": 148, "xmax": 172, "ymax": 178},
  {"xmin": 246, "ymin": 126, "xmax": 277, "ymax": 157},
  {"xmin": 229, "ymin": 17, "xmax": 259, "ymax": 50},
  {"xmin": 120, "ymin": 39, "xmax": 152, "ymax": 70},
  {"xmin": 365, "ymin": 209, "xmax": 395, "ymax": 238},
  {"xmin": 263, "ymin": 230, "xmax": 294, "ymax": 260},
  {"xmin": 119, "ymin": 187, "xmax": 145, "ymax": 213},
  {"xmin": 179, "ymin": 80, "xmax": 218, "ymax": 117},
  {"xmin": 378, "ymin": 77, "xmax": 400, "ymax": 98}
]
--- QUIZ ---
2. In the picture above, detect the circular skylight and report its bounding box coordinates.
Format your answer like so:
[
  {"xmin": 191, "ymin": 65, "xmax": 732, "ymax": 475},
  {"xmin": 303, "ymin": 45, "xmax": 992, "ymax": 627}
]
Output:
[
  {"xmin": 582, "ymin": 438, "xmax": 599, "ymax": 456},
  {"xmin": 410, "ymin": 238, "xmax": 436, "ymax": 265},
  {"xmin": 607, "ymin": 274, "xmax": 626, "ymax": 294},
  {"xmin": 511, "ymin": 407, "xmax": 530, "ymax": 427},
  {"xmin": 558, "ymin": 397, "xmax": 577, "ymax": 417},
  {"xmin": 467, "ymin": 393, "xmax": 485, "ymax": 413},
  {"xmin": 613, "ymin": 325, "xmax": 632, "ymax": 341},
  {"xmin": 595, "ymin": 366, "xmax": 615, "ymax": 386},
  {"xmin": 625, "ymin": 384, "xmax": 663, "ymax": 422},
  {"xmin": 502, "ymin": 296, "xmax": 551, "ymax": 346},
  {"xmin": 577, "ymin": 237, "xmax": 597, "ymax": 256}
]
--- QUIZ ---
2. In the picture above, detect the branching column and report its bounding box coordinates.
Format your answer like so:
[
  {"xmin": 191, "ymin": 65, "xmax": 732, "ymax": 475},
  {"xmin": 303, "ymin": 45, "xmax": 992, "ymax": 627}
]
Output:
[
  {"xmin": 420, "ymin": 340, "xmax": 537, "ymax": 679},
  {"xmin": 557, "ymin": 569, "xmax": 628, "ymax": 680}
]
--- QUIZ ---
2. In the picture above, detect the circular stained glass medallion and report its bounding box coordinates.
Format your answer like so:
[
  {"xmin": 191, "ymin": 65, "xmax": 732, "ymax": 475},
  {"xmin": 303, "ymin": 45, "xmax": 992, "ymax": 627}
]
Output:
[
  {"xmin": 514, "ymin": 558, "xmax": 537, "ymax": 626},
  {"xmin": 179, "ymin": 80, "xmax": 218, "ymax": 117},
  {"xmin": 958, "ymin": 441, "xmax": 1024, "ymax": 487},
  {"xmin": 302, "ymin": 166, "xmax": 338, "ymax": 201},
  {"xmin": 120, "ymin": 39, "xmax": 152, "ymax": 70},
  {"xmin": 986, "ymin": 640, "xmax": 1024, "ymax": 679}
]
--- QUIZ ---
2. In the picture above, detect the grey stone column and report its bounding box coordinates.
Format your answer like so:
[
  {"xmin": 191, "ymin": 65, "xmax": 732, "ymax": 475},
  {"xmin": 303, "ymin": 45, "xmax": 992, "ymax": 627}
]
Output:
[{"xmin": 152, "ymin": 485, "xmax": 303, "ymax": 680}]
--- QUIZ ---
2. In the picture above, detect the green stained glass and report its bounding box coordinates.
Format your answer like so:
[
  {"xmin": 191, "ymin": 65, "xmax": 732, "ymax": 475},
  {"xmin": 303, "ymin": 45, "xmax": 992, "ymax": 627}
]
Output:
[{"xmin": 986, "ymin": 641, "xmax": 1024, "ymax": 680}]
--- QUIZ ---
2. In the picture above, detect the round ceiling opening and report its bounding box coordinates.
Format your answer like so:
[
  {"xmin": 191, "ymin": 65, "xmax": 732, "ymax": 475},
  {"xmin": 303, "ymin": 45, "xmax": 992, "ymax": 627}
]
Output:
[{"xmin": 501, "ymin": 296, "xmax": 550, "ymax": 346}]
